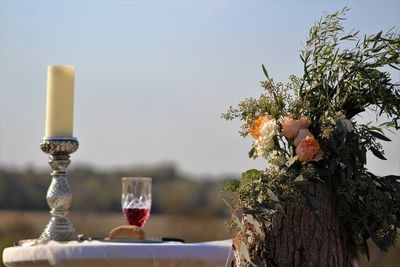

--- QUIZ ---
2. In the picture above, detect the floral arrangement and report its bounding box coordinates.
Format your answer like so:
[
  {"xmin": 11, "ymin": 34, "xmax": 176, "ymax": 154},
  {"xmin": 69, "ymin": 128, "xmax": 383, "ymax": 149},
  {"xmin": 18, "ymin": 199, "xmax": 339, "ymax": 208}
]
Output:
[{"xmin": 223, "ymin": 8, "xmax": 400, "ymax": 266}]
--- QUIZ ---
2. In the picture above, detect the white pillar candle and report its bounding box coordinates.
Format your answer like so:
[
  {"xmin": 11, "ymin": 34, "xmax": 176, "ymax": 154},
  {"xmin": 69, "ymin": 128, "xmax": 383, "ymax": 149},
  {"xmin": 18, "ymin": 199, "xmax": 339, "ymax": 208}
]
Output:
[{"xmin": 45, "ymin": 65, "xmax": 75, "ymax": 138}]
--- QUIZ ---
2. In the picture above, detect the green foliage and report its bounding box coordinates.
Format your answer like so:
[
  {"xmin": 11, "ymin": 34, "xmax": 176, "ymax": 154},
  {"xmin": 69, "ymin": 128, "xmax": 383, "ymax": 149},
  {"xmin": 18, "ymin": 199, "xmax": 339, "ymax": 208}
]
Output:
[
  {"xmin": 222, "ymin": 7, "xmax": 400, "ymax": 265},
  {"xmin": 337, "ymin": 172, "xmax": 400, "ymax": 256},
  {"xmin": 300, "ymin": 7, "xmax": 400, "ymax": 126}
]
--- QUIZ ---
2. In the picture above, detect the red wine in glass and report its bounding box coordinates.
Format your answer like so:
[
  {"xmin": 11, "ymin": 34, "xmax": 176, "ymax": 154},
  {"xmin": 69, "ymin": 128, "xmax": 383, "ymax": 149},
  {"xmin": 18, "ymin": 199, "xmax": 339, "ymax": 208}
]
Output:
[
  {"xmin": 123, "ymin": 207, "xmax": 150, "ymax": 227},
  {"xmin": 121, "ymin": 177, "xmax": 152, "ymax": 228}
]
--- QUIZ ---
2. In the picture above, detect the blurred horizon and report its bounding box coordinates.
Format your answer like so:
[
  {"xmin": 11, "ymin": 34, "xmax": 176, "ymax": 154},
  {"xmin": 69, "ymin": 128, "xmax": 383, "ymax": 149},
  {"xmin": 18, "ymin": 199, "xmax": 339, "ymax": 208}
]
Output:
[
  {"xmin": 0, "ymin": 160, "xmax": 239, "ymax": 180},
  {"xmin": 1, "ymin": 0, "xmax": 399, "ymax": 176}
]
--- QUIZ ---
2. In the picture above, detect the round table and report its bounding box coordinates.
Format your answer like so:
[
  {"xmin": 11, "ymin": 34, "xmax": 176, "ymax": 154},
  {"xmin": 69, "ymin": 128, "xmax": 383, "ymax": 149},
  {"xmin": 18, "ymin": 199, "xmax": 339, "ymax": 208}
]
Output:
[{"xmin": 2, "ymin": 239, "xmax": 234, "ymax": 267}]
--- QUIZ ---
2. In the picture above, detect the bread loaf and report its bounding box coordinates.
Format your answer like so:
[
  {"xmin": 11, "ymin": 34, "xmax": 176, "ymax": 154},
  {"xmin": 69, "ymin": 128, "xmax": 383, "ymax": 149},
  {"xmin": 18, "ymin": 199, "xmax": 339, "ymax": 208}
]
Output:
[{"xmin": 109, "ymin": 225, "xmax": 145, "ymax": 239}]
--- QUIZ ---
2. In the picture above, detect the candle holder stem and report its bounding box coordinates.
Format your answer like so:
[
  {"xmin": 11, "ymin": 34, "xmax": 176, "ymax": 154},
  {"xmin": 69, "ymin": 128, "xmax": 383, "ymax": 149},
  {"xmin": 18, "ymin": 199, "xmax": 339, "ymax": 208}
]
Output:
[{"xmin": 37, "ymin": 138, "xmax": 79, "ymax": 244}]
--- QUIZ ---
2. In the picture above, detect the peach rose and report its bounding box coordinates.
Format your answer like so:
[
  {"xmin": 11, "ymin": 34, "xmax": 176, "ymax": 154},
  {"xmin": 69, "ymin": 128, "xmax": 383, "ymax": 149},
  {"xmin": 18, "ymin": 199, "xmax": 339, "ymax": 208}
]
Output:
[
  {"xmin": 295, "ymin": 133, "xmax": 323, "ymax": 163},
  {"xmin": 250, "ymin": 115, "xmax": 272, "ymax": 139},
  {"xmin": 281, "ymin": 115, "xmax": 311, "ymax": 139},
  {"xmin": 294, "ymin": 129, "xmax": 313, "ymax": 146}
]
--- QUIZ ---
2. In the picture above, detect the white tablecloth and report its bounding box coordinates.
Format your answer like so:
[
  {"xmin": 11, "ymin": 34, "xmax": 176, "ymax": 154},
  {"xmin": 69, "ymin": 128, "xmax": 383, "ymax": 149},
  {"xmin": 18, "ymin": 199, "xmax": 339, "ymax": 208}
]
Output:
[{"xmin": 2, "ymin": 239, "xmax": 234, "ymax": 267}]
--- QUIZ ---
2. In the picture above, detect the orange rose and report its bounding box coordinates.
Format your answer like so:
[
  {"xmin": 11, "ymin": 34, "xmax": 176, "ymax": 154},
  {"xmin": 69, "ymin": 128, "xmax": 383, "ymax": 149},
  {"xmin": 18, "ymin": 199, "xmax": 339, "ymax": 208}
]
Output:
[
  {"xmin": 281, "ymin": 115, "xmax": 311, "ymax": 139},
  {"xmin": 250, "ymin": 115, "xmax": 272, "ymax": 139},
  {"xmin": 295, "ymin": 134, "xmax": 323, "ymax": 163}
]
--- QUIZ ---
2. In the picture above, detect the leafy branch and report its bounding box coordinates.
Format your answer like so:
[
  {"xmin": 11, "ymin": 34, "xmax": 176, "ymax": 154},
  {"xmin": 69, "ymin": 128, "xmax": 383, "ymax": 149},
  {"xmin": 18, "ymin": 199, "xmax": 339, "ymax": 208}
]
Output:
[{"xmin": 300, "ymin": 7, "xmax": 400, "ymax": 128}]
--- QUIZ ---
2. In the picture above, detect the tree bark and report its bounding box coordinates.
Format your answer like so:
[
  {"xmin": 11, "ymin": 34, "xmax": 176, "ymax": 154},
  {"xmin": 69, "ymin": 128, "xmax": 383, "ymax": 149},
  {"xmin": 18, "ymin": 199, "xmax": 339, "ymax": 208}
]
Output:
[{"xmin": 234, "ymin": 183, "xmax": 357, "ymax": 267}]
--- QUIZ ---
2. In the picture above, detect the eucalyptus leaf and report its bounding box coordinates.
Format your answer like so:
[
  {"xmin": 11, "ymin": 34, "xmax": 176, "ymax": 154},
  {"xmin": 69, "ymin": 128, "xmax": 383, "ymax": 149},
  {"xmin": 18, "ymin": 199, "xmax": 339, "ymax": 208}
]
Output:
[
  {"xmin": 382, "ymin": 175, "xmax": 400, "ymax": 182},
  {"xmin": 267, "ymin": 189, "xmax": 280, "ymax": 202},
  {"xmin": 232, "ymin": 214, "xmax": 244, "ymax": 231},
  {"xmin": 262, "ymin": 64, "xmax": 270, "ymax": 79},
  {"xmin": 246, "ymin": 215, "xmax": 263, "ymax": 236},
  {"xmin": 248, "ymin": 147, "xmax": 256, "ymax": 158},
  {"xmin": 369, "ymin": 131, "xmax": 392, "ymax": 142},
  {"xmin": 370, "ymin": 147, "xmax": 387, "ymax": 160},
  {"xmin": 244, "ymin": 207, "xmax": 262, "ymax": 215},
  {"xmin": 240, "ymin": 241, "xmax": 252, "ymax": 263}
]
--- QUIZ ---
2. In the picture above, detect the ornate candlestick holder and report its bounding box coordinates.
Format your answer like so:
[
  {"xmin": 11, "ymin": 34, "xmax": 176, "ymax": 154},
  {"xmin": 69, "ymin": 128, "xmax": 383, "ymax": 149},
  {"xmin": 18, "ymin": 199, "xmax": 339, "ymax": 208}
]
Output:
[{"xmin": 37, "ymin": 137, "xmax": 79, "ymax": 244}]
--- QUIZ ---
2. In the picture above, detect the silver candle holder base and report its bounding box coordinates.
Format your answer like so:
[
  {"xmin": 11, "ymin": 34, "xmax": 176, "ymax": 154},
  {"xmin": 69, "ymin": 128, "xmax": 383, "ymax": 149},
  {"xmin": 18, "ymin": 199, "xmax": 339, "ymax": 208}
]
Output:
[{"xmin": 37, "ymin": 137, "xmax": 79, "ymax": 244}]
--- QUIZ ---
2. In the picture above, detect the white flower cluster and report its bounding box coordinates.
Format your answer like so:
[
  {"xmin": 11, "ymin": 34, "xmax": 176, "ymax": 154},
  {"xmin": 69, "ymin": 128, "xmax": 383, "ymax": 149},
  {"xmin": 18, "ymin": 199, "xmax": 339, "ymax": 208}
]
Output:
[
  {"xmin": 337, "ymin": 114, "xmax": 353, "ymax": 133},
  {"xmin": 255, "ymin": 119, "xmax": 278, "ymax": 159}
]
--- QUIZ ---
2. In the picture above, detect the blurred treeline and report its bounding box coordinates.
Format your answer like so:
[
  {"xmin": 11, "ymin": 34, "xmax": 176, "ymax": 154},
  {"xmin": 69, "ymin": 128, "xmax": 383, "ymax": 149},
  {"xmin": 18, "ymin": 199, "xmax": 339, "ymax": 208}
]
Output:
[{"xmin": 0, "ymin": 162, "xmax": 233, "ymax": 216}]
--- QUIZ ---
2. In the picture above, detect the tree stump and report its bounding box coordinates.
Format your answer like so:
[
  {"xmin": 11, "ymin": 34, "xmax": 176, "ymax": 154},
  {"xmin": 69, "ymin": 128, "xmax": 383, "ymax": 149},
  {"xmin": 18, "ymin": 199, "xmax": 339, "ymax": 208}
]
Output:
[{"xmin": 233, "ymin": 183, "xmax": 357, "ymax": 267}]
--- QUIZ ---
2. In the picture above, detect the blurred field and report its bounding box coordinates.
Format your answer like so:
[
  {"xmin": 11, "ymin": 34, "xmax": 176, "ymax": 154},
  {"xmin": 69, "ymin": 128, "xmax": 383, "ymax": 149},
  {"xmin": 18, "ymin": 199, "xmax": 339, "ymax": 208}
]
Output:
[
  {"xmin": 1, "ymin": 211, "xmax": 400, "ymax": 267},
  {"xmin": 0, "ymin": 210, "xmax": 231, "ymax": 241}
]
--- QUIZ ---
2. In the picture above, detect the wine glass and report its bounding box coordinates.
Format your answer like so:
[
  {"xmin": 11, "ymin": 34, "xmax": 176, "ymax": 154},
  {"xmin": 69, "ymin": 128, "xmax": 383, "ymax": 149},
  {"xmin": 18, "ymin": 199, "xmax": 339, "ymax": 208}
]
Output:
[{"xmin": 121, "ymin": 177, "xmax": 152, "ymax": 228}]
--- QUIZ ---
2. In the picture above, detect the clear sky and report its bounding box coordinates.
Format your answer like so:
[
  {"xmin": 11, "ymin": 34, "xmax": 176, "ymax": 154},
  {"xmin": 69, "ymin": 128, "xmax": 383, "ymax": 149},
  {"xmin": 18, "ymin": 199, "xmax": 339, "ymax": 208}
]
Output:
[{"xmin": 0, "ymin": 0, "xmax": 399, "ymax": 176}]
